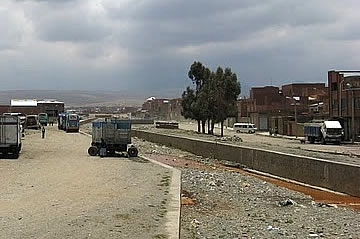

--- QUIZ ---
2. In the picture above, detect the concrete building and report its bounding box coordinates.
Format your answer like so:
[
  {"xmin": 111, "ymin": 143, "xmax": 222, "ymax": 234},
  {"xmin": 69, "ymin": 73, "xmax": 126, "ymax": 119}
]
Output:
[{"xmin": 328, "ymin": 70, "xmax": 360, "ymax": 141}]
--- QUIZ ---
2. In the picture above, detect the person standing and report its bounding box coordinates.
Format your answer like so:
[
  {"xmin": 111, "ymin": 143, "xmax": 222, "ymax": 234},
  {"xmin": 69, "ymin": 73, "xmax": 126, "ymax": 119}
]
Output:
[{"xmin": 41, "ymin": 126, "xmax": 46, "ymax": 139}]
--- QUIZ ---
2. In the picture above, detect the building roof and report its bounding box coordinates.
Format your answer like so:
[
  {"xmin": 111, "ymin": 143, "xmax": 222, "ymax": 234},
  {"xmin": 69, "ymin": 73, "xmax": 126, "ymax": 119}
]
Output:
[
  {"xmin": 10, "ymin": 99, "xmax": 38, "ymax": 107},
  {"xmin": 37, "ymin": 100, "xmax": 64, "ymax": 104}
]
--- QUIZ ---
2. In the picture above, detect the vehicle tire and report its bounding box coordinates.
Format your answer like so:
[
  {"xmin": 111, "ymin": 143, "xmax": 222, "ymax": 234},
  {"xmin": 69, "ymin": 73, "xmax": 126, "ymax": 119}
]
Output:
[
  {"xmin": 309, "ymin": 137, "xmax": 315, "ymax": 144},
  {"xmin": 236, "ymin": 130, "xmax": 240, "ymax": 133},
  {"xmin": 88, "ymin": 146, "xmax": 99, "ymax": 156},
  {"xmin": 128, "ymin": 147, "xmax": 138, "ymax": 157}
]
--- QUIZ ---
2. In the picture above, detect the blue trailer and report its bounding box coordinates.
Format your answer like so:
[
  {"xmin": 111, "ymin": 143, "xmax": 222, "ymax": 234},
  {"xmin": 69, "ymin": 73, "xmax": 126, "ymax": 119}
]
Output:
[{"xmin": 65, "ymin": 113, "xmax": 80, "ymax": 133}]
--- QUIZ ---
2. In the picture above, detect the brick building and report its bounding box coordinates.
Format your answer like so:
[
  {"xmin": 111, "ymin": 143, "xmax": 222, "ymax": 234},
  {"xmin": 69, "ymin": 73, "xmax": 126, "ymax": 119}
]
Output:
[
  {"xmin": 328, "ymin": 70, "xmax": 360, "ymax": 141},
  {"xmin": 142, "ymin": 97, "xmax": 183, "ymax": 121},
  {"xmin": 237, "ymin": 83, "xmax": 329, "ymax": 133}
]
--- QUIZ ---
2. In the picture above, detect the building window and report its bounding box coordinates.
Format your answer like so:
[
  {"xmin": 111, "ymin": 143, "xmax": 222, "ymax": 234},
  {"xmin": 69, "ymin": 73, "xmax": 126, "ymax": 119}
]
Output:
[
  {"xmin": 331, "ymin": 83, "xmax": 338, "ymax": 91},
  {"xmin": 332, "ymin": 100, "xmax": 338, "ymax": 110},
  {"xmin": 356, "ymin": 98, "xmax": 360, "ymax": 109},
  {"xmin": 342, "ymin": 99, "xmax": 347, "ymax": 109}
]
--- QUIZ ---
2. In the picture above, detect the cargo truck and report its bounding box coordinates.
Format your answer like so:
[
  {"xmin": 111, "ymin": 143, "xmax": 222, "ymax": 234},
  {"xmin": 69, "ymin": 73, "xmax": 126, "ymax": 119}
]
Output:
[
  {"xmin": 25, "ymin": 115, "xmax": 41, "ymax": 129},
  {"xmin": 65, "ymin": 113, "xmax": 80, "ymax": 132},
  {"xmin": 0, "ymin": 115, "xmax": 22, "ymax": 157},
  {"xmin": 304, "ymin": 120, "xmax": 343, "ymax": 144},
  {"xmin": 88, "ymin": 118, "xmax": 138, "ymax": 157}
]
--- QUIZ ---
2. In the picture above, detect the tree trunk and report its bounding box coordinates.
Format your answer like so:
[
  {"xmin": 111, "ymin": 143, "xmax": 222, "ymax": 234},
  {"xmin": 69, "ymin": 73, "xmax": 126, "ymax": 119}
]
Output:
[
  {"xmin": 221, "ymin": 121, "xmax": 224, "ymax": 137},
  {"xmin": 201, "ymin": 120, "xmax": 206, "ymax": 134},
  {"xmin": 211, "ymin": 121, "xmax": 215, "ymax": 135},
  {"xmin": 208, "ymin": 119, "xmax": 211, "ymax": 134},
  {"xmin": 197, "ymin": 120, "xmax": 201, "ymax": 133}
]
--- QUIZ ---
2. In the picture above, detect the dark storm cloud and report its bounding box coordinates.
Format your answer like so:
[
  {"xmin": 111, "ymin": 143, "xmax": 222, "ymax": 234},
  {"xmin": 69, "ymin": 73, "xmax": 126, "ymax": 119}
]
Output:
[{"xmin": 1, "ymin": 0, "xmax": 360, "ymax": 95}]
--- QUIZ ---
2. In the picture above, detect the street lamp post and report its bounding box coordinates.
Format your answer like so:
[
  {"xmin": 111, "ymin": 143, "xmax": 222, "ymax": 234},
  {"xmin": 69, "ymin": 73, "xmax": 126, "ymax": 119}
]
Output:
[
  {"xmin": 351, "ymin": 89, "xmax": 355, "ymax": 143},
  {"xmin": 345, "ymin": 82, "xmax": 356, "ymax": 143}
]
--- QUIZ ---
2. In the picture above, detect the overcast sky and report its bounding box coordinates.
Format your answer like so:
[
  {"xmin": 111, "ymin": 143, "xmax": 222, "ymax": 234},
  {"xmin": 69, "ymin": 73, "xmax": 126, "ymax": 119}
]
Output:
[{"xmin": 1, "ymin": 0, "xmax": 359, "ymax": 95}]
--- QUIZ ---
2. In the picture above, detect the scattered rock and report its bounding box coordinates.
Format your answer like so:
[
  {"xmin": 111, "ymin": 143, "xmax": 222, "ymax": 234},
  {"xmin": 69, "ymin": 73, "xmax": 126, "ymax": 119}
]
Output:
[{"xmin": 279, "ymin": 199, "xmax": 297, "ymax": 207}]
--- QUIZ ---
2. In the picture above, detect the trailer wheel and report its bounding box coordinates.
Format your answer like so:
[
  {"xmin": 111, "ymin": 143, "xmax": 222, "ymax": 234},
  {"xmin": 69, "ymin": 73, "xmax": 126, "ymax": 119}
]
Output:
[
  {"xmin": 128, "ymin": 147, "xmax": 138, "ymax": 157},
  {"xmin": 88, "ymin": 146, "xmax": 99, "ymax": 156}
]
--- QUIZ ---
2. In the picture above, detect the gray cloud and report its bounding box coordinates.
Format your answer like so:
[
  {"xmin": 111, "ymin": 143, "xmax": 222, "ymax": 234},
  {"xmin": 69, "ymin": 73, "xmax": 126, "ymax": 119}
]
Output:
[{"xmin": 0, "ymin": 0, "xmax": 359, "ymax": 97}]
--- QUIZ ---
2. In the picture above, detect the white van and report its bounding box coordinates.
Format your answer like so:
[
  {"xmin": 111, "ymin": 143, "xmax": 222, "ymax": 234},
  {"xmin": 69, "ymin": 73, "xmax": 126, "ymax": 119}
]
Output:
[{"xmin": 233, "ymin": 123, "xmax": 257, "ymax": 134}]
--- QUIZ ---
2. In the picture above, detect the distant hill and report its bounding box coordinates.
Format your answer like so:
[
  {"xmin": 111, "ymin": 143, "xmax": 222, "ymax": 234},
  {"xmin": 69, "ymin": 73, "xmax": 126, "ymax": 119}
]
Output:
[
  {"xmin": 0, "ymin": 89, "xmax": 183, "ymax": 107},
  {"xmin": 0, "ymin": 90, "xmax": 143, "ymax": 107}
]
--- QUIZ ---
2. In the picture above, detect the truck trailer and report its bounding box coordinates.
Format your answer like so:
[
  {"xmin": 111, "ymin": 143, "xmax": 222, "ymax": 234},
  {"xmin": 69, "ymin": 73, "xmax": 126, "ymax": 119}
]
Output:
[
  {"xmin": 0, "ymin": 115, "xmax": 22, "ymax": 157},
  {"xmin": 304, "ymin": 120, "xmax": 343, "ymax": 144},
  {"xmin": 88, "ymin": 118, "xmax": 138, "ymax": 157}
]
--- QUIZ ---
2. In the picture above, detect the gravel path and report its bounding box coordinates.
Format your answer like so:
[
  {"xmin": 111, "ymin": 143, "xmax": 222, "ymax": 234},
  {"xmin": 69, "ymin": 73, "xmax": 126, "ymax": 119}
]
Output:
[
  {"xmin": 0, "ymin": 126, "xmax": 171, "ymax": 239},
  {"xmin": 132, "ymin": 135, "xmax": 360, "ymax": 239}
]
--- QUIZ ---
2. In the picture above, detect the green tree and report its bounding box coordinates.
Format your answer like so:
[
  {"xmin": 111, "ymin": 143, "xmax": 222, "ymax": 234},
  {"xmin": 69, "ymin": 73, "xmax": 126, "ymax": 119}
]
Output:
[
  {"xmin": 212, "ymin": 67, "xmax": 241, "ymax": 137},
  {"xmin": 183, "ymin": 62, "xmax": 241, "ymax": 136},
  {"xmin": 187, "ymin": 61, "xmax": 212, "ymax": 133},
  {"xmin": 181, "ymin": 87, "xmax": 196, "ymax": 120}
]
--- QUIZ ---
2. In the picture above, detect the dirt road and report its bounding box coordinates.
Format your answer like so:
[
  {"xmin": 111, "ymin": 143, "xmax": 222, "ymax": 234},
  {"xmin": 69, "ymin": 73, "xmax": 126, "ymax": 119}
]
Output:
[{"xmin": 0, "ymin": 126, "xmax": 171, "ymax": 239}]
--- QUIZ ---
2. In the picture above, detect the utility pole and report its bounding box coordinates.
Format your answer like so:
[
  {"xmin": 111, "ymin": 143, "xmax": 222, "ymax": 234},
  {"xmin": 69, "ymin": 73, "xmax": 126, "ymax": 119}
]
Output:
[
  {"xmin": 352, "ymin": 90, "xmax": 355, "ymax": 143},
  {"xmin": 294, "ymin": 99, "xmax": 297, "ymax": 124}
]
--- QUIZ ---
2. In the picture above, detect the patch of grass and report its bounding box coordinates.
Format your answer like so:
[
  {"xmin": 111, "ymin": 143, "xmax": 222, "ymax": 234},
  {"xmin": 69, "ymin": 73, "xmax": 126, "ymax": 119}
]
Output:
[{"xmin": 114, "ymin": 213, "xmax": 130, "ymax": 220}]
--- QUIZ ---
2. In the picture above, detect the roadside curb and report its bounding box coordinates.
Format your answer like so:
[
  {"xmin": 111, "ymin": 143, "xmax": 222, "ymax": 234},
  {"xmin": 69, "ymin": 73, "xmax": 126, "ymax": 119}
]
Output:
[{"xmin": 140, "ymin": 155, "xmax": 181, "ymax": 239}]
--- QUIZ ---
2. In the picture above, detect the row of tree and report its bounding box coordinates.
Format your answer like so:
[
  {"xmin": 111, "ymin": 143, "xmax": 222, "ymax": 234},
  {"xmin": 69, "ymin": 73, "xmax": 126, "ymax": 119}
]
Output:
[{"xmin": 181, "ymin": 61, "xmax": 241, "ymax": 137}]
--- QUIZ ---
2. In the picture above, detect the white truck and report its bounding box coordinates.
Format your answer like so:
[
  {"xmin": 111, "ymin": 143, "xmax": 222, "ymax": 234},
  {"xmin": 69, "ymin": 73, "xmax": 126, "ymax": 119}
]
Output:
[
  {"xmin": 0, "ymin": 115, "xmax": 22, "ymax": 157},
  {"xmin": 304, "ymin": 120, "xmax": 343, "ymax": 144}
]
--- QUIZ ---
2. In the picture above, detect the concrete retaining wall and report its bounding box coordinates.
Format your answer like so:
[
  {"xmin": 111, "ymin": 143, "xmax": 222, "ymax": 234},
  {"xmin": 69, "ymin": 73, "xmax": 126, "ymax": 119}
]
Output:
[{"xmin": 133, "ymin": 130, "xmax": 360, "ymax": 197}]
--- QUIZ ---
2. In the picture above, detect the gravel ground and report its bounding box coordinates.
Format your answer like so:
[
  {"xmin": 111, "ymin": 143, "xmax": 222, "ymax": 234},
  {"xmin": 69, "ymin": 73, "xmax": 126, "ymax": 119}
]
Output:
[
  {"xmin": 81, "ymin": 123, "xmax": 360, "ymax": 238},
  {"xmin": 131, "ymin": 134, "xmax": 360, "ymax": 239},
  {"xmin": 0, "ymin": 126, "xmax": 171, "ymax": 239},
  {"xmin": 134, "ymin": 124, "xmax": 360, "ymax": 166}
]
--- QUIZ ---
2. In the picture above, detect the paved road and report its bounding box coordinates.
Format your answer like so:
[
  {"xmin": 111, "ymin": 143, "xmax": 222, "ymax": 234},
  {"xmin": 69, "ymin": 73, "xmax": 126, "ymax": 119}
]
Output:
[
  {"xmin": 0, "ymin": 126, "xmax": 172, "ymax": 239},
  {"xmin": 171, "ymin": 122, "xmax": 360, "ymax": 166}
]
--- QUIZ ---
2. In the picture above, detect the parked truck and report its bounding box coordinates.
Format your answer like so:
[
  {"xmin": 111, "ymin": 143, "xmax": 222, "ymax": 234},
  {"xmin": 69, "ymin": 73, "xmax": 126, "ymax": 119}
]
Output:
[
  {"xmin": 65, "ymin": 113, "xmax": 80, "ymax": 132},
  {"xmin": 304, "ymin": 120, "xmax": 343, "ymax": 144},
  {"xmin": 88, "ymin": 118, "xmax": 138, "ymax": 157},
  {"xmin": 0, "ymin": 115, "xmax": 22, "ymax": 157},
  {"xmin": 58, "ymin": 112, "xmax": 66, "ymax": 130},
  {"xmin": 25, "ymin": 115, "xmax": 41, "ymax": 129}
]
